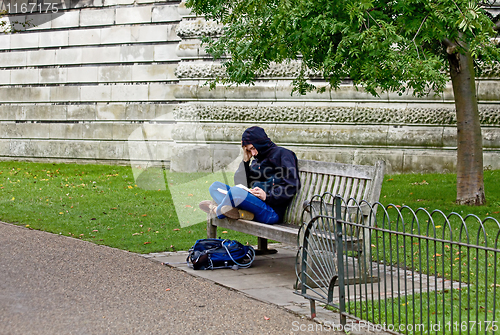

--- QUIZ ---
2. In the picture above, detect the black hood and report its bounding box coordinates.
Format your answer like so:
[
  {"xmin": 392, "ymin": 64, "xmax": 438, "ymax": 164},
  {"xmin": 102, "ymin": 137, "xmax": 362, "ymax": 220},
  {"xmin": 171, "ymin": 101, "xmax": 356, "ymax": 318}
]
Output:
[{"xmin": 241, "ymin": 126, "xmax": 276, "ymax": 160}]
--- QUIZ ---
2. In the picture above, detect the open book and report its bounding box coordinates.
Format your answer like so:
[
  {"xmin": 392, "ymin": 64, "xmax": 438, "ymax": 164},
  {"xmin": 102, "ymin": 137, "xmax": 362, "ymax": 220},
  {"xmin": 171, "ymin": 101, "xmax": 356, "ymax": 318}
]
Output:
[{"xmin": 217, "ymin": 184, "xmax": 252, "ymax": 195}]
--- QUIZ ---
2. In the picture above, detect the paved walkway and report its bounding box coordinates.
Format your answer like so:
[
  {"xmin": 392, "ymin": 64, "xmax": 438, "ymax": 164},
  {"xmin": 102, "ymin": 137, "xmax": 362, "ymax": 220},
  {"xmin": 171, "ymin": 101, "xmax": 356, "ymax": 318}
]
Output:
[{"xmin": 0, "ymin": 222, "xmax": 332, "ymax": 335}]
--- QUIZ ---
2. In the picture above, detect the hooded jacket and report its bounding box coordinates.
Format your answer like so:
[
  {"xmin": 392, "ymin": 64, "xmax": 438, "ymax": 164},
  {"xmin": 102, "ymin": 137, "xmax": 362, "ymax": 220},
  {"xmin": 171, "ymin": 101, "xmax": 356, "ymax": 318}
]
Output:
[{"xmin": 235, "ymin": 126, "xmax": 301, "ymax": 222}]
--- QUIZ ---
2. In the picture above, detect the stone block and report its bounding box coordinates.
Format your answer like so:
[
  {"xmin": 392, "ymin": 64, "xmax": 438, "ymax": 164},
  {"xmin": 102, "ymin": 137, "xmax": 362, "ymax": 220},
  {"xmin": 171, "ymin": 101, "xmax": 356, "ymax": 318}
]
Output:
[
  {"xmin": 100, "ymin": 25, "xmax": 132, "ymax": 44},
  {"xmin": 38, "ymin": 30, "xmax": 68, "ymax": 47},
  {"xmin": 141, "ymin": 122, "xmax": 173, "ymax": 141},
  {"xmin": 212, "ymin": 144, "xmax": 241, "ymax": 172},
  {"xmin": 79, "ymin": 8, "xmax": 115, "ymax": 27},
  {"xmin": 98, "ymin": 140, "xmax": 125, "ymax": 159},
  {"xmin": 21, "ymin": 123, "xmax": 51, "ymax": 138},
  {"xmin": 82, "ymin": 122, "xmax": 113, "ymax": 139},
  {"xmin": 482, "ymin": 128, "xmax": 500, "ymax": 149},
  {"xmin": 110, "ymin": 84, "xmax": 149, "ymax": 101},
  {"xmin": 39, "ymin": 67, "xmax": 67, "ymax": 84},
  {"xmin": 174, "ymin": 40, "xmax": 200, "ymax": 58},
  {"xmin": 0, "ymin": 105, "xmax": 26, "ymax": 121},
  {"xmin": 131, "ymin": 64, "xmax": 177, "ymax": 81},
  {"xmin": 0, "ymin": 105, "xmax": 22, "ymax": 120},
  {"xmin": 67, "ymin": 104, "xmax": 96, "ymax": 120},
  {"xmin": 170, "ymin": 144, "xmax": 213, "ymax": 172},
  {"xmin": 10, "ymin": 139, "xmax": 35, "ymax": 156},
  {"xmin": 125, "ymin": 103, "xmax": 156, "ymax": 120},
  {"xmin": 10, "ymin": 32, "xmax": 39, "ymax": 49},
  {"xmin": 49, "ymin": 123, "xmax": 84, "ymax": 139},
  {"xmin": 151, "ymin": 4, "xmax": 181, "ymax": 22},
  {"xmin": 119, "ymin": 45, "xmax": 154, "ymax": 62},
  {"xmin": 0, "ymin": 35, "xmax": 10, "ymax": 50},
  {"xmin": 96, "ymin": 103, "xmax": 126, "ymax": 120},
  {"xmin": 116, "ymin": 6, "xmax": 151, "ymax": 24},
  {"xmin": 0, "ymin": 69, "xmax": 10, "ymax": 85},
  {"xmin": 0, "ymin": 87, "xmax": 51, "ymax": 103},
  {"xmin": 0, "ymin": 51, "xmax": 27, "ymax": 67},
  {"xmin": 154, "ymin": 44, "xmax": 179, "ymax": 61},
  {"xmin": 442, "ymin": 127, "xmax": 457, "ymax": 148},
  {"xmin": 80, "ymin": 85, "xmax": 111, "ymax": 102},
  {"xmin": 69, "ymin": 28, "xmax": 101, "ymax": 46},
  {"xmin": 155, "ymin": 141, "xmax": 172, "ymax": 161},
  {"xmin": 112, "ymin": 123, "xmax": 137, "ymax": 140},
  {"xmin": 23, "ymin": 104, "xmax": 67, "ymax": 120},
  {"xmin": 67, "ymin": 66, "xmax": 98, "ymax": 83},
  {"xmin": 25, "ymin": 13, "xmax": 52, "ymax": 30},
  {"xmin": 50, "ymin": 86, "xmax": 80, "ymax": 102},
  {"xmin": 27, "ymin": 49, "xmax": 55, "ymax": 66},
  {"xmin": 402, "ymin": 150, "xmax": 456, "ymax": 174},
  {"xmin": 351, "ymin": 149, "xmax": 404, "ymax": 174},
  {"xmin": 55, "ymin": 47, "xmax": 82, "ymax": 65},
  {"xmin": 154, "ymin": 103, "xmax": 176, "ymax": 119},
  {"xmin": 82, "ymin": 46, "xmax": 120, "ymax": 64},
  {"xmin": 130, "ymin": 24, "xmax": 169, "ymax": 43},
  {"xmin": 330, "ymin": 125, "xmax": 389, "ymax": 146},
  {"xmin": 387, "ymin": 126, "xmax": 444, "ymax": 147},
  {"xmin": 275, "ymin": 82, "xmax": 331, "ymax": 101},
  {"xmin": 0, "ymin": 123, "xmax": 23, "ymax": 138},
  {"xmin": 484, "ymin": 152, "xmax": 500, "ymax": 170},
  {"xmin": 98, "ymin": 65, "xmax": 132, "ymax": 83},
  {"xmin": 477, "ymin": 80, "xmax": 500, "ymax": 101},
  {"xmin": 11, "ymin": 68, "xmax": 39, "ymax": 85},
  {"xmin": 0, "ymin": 139, "xmax": 10, "ymax": 154},
  {"xmin": 172, "ymin": 84, "xmax": 198, "ymax": 99},
  {"xmin": 272, "ymin": 124, "xmax": 331, "ymax": 145},
  {"xmin": 171, "ymin": 122, "xmax": 212, "ymax": 142},
  {"xmin": 51, "ymin": 10, "xmax": 80, "ymax": 28},
  {"xmin": 148, "ymin": 83, "xmax": 175, "ymax": 101}
]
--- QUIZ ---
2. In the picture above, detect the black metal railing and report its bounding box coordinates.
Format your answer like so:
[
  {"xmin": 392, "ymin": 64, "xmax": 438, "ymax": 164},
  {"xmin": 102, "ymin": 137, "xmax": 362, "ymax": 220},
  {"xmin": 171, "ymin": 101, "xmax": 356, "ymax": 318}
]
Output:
[{"xmin": 295, "ymin": 193, "xmax": 500, "ymax": 334}]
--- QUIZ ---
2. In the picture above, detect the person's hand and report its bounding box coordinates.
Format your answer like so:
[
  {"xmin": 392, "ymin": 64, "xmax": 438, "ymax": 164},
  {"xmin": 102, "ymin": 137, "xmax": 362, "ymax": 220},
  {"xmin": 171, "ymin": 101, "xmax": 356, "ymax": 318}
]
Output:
[
  {"xmin": 243, "ymin": 147, "xmax": 252, "ymax": 162},
  {"xmin": 250, "ymin": 187, "xmax": 266, "ymax": 201}
]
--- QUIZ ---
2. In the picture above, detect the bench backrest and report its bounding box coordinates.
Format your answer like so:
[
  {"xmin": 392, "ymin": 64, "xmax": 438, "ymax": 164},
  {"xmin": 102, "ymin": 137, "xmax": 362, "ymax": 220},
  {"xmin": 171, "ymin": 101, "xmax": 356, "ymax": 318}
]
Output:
[{"xmin": 285, "ymin": 160, "xmax": 386, "ymax": 225}]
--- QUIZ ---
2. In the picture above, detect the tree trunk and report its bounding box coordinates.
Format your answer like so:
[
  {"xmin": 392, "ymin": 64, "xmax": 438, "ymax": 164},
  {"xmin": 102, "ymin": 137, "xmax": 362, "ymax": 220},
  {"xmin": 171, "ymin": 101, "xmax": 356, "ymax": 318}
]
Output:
[{"xmin": 448, "ymin": 51, "xmax": 485, "ymax": 205}]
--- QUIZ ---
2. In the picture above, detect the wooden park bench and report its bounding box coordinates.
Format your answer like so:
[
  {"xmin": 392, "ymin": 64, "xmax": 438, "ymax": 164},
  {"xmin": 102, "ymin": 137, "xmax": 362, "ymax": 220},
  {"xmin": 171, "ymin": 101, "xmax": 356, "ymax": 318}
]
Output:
[{"xmin": 206, "ymin": 159, "xmax": 386, "ymax": 255}]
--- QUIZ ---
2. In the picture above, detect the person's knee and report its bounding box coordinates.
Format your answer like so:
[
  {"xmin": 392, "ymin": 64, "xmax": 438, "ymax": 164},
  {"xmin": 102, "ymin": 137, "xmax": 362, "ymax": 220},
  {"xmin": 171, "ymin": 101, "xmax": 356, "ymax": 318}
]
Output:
[
  {"xmin": 209, "ymin": 181, "xmax": 226, "ymax": 193},
  {"xmin": 227, "ymin": 187, "xmax": 248, "ymax": 207}
]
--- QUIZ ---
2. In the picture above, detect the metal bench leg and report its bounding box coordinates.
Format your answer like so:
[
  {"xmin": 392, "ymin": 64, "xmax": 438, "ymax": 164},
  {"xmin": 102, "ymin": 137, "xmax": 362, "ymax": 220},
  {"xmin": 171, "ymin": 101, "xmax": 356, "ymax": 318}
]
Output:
[
  {"xmin": 255, "ymin": 237, "xmax": 278, "ymax": 255},
  {"xmin": 309, "ymin": 299, "xmax": 316, "ymax": 319}
]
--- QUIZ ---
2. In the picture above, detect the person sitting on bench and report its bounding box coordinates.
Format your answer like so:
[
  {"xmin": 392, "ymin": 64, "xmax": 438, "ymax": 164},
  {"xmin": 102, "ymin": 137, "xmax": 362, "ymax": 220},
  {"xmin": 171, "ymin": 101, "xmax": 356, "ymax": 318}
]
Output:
[{"xmin": 199, "ymin": 126, "xmax": 301, "ymax": 224}]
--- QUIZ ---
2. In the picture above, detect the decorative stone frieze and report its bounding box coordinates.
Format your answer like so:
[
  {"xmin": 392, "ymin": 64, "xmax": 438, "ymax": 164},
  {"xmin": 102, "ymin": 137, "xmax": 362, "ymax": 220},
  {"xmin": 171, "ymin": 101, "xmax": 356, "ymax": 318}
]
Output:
[
  {"xmin": 173, "ymin": 104, "xmax": 500, "ymax": 125},
  {"xmin": 175, "ymin": 60, "xmax": 321, "ymax": 79},
  {"xmin": 175, "ymin": 19, "xmax": 224, "ymax": 37}
]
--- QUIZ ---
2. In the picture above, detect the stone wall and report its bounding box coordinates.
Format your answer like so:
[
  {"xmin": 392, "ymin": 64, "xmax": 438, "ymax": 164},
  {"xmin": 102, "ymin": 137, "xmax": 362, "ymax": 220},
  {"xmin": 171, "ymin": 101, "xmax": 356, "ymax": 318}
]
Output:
[
  {"xmin": 0, "ymin": 0, "xmax": 181, "ymax": 165},
  {"xmin": 0, "ymin": 0, "xmax": 499, "ymax": 174}
]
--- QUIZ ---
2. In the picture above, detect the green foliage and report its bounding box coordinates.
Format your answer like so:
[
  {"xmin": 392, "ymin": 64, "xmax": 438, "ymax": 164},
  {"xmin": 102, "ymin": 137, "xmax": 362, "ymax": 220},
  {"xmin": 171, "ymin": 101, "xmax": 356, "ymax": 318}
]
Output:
[{"xmin": 186, "ymin": 0, "xmax": 500, "ymax": 97}]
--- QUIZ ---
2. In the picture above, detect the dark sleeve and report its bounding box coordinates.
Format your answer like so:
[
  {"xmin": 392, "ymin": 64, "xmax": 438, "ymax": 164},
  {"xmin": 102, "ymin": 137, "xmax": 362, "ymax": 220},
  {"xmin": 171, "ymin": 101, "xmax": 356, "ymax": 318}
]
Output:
[
  {"xmin": 234, "ymin": 160, "xmax": 260, "ymax": 187},
  {"xmin": 234, "ymin": 161, "xmax": 248, "ymax": 186},
  {"xmin": 264, "ymin": 151, "xmax": 300, "ymax": 208}
]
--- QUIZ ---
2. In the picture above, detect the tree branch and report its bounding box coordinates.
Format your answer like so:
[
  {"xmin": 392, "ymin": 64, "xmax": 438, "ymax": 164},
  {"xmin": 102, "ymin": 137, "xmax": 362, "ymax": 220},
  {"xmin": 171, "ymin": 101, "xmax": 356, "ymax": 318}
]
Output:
[{"xmin": 443, "ymin": 38, "xmax": 458, "ymax": 54}]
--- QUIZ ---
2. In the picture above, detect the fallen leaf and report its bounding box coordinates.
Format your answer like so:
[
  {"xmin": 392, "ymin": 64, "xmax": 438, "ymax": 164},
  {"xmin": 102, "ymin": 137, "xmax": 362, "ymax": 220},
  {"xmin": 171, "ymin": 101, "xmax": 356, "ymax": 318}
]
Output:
[
  {"xmin": 165, "ymin": 288, "xmax": 171, "ymax": 291},
  {"xmin": 144, "ymin": 242, "xmax": 151, "ymax": 245},
  {"xmin": 264, "ymin": 316, "xmax": 270, "ymax": 321},
  {"xmin": 222, "ymin": 231, "xmax": 228, "ymax": 234},
  {"xmin": 132, "ymin": 233, "xmax": 141, "ymax": 236},
  {"xmin": 188, "ymin": 194, "xmax": 193, "ymax": 197},
  {"xmin": 185, "ymin": 205, "xmax": 192, "ymax": 208},
  {"xmin": 173, "ymin": 228, "xmax": 180, "ymax": 231},
  {"xmin": 92, "ymin": 230, "xmax": 98, "ymax": 232},
  {"xmin": 111, "ymin": 207, "xmax": 117, "ymax": 210},
  {"xmin": 142, "ymin": 214, "xmax": 147, "ymax": 217}
]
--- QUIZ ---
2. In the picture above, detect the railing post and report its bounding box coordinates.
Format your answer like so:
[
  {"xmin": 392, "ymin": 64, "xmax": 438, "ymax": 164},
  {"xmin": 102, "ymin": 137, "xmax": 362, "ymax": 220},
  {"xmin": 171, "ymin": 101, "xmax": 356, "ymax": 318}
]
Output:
[{"xmin": 335, "ymin": 196, "xmax": 346, "ymax": 326}]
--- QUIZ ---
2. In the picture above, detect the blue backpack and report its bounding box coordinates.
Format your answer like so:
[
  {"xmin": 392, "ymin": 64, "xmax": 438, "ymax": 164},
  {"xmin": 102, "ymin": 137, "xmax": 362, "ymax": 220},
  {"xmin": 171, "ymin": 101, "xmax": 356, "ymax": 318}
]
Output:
[{"xmin": 187, "ymin": 239, "xmax": 255, "ymax": 270}]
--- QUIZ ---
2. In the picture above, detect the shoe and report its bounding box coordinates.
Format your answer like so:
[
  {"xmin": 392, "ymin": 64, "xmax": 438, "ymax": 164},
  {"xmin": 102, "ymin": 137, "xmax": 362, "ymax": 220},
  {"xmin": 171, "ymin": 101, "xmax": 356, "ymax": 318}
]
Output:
[
  {"xmin": 199, "ymin": 200, "xmax": 217, "ymax": 214},
  {"xmin": 220, "ymin": 205, "xmax": 254, "ymax": 220}
]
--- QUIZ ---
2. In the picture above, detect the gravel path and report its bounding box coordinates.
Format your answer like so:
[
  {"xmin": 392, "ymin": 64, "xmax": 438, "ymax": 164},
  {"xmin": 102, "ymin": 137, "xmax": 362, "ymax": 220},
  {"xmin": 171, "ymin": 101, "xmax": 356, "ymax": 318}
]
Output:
[{"xmin": 0, "ymin": 222, "xmax": 327, "ymax": 335}]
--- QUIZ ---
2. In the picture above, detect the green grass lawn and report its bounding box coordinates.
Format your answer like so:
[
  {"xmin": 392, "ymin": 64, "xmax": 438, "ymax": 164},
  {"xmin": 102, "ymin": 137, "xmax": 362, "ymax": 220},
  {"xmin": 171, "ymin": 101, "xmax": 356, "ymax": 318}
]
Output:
[{"xmin": 0, "ymin": 160, "xmax": 499, "ymax": 255}]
